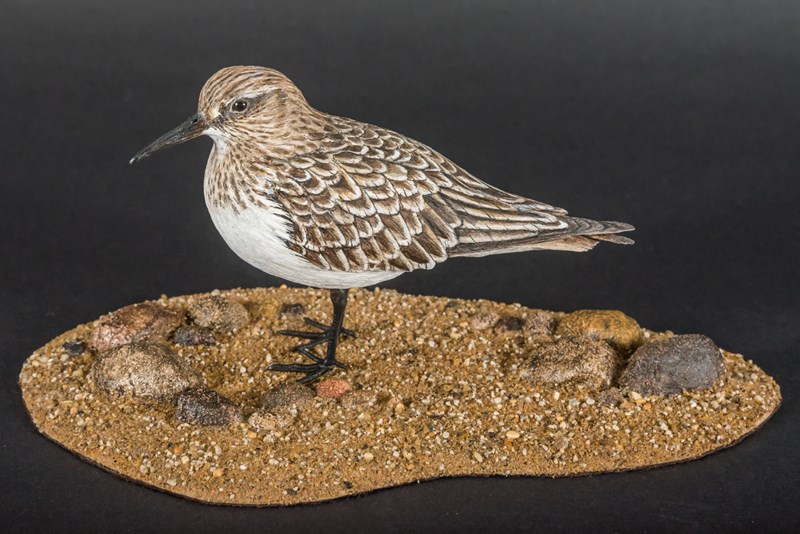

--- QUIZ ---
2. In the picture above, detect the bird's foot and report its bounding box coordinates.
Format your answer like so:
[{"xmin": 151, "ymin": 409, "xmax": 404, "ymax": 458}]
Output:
[
  {"xmin": 268, "ymin": 360, "xmax": 343, "ymax": 384},
  {"xmin": 269, "ymin": 318, "xmax": 353, "ymax": 383}
]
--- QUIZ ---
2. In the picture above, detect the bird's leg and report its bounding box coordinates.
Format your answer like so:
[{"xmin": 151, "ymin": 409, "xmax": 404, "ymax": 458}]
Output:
[{"xmin": 269, "ymin": 289, "xmax": 352, "ymax": 383}]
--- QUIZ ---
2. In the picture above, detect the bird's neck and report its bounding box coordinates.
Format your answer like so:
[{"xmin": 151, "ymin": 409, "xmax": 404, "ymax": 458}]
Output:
[{"xmin": 203, "ymin": 108, "xmax": 331, "ymax": 212}]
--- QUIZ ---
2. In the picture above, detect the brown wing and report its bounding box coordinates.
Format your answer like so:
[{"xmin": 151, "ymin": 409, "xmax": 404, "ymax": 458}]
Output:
[{"xmin": 258, "ymin": 116, "xmax": 625, "ymax": 272}]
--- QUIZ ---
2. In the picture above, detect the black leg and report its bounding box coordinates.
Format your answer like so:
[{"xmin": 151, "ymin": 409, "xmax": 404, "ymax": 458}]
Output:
[{"xmin": 269, "ymin": 289, "xmax": 352, "ymax": 383}]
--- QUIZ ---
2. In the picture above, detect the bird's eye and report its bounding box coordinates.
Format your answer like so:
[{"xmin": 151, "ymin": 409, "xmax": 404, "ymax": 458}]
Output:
[{"xmin": 230, "ymin": 99, "xmax": 248, "ymax": 113}]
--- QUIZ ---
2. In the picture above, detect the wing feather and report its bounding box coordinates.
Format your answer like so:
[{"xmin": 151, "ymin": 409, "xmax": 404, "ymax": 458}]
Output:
[{"xmin": 261, "ymin": 115, "xmax": 632, "ymax": 273}]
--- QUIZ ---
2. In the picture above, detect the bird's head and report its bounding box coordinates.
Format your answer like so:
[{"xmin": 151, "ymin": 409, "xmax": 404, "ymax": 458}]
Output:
[{"xmin": 130, "ymin": 66, "xmax": 313, "ymax": 164}]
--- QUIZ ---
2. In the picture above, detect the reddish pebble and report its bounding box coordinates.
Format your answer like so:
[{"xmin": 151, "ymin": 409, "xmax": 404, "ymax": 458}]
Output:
[{"xmin": 316, "ymin": 379, "xmax": 352, "ymax": 399}]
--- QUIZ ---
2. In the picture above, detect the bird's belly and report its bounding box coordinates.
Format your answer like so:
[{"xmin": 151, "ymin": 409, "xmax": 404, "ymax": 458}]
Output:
[{"xmin": 206, "ymin": 201, "xmax": 401, "ymax": 289}]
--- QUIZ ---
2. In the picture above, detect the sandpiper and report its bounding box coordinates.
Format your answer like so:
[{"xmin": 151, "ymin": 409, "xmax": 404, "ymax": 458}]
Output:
[{"xmin": 131, "ymin": 66, "xmax": 634, "ymax": 383}]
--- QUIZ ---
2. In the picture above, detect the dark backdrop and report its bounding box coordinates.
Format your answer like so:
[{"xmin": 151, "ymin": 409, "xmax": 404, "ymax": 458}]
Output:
[{"xmin": 2, "ymin": 0, "xmax": 798, "ymax": 531}]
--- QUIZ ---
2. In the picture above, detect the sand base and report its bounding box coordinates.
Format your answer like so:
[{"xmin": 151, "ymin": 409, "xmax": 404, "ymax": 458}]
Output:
[{"xmin": 19, "ymin": 287, "xmax": 781, "ymax": 506}]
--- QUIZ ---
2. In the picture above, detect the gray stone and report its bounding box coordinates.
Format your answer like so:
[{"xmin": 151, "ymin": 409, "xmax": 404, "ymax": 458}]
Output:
[
  {"xmin": 524, "ymin": 337, "xmax": 619, "ymax": 390},
  {"xmin": 90, "ymin": 302, "xmax": 183, "ymax": 352},
  {"xmin": 188, "ymin": 296, "xmax": 250, "ymax": 333},
  {"xmin": 62, "ymin": 340, "xmax": 87, "ymax": 356},
  {"xmin": 620, "ymin": 334, "xmax": 723, "ymax": 396},
  {"xmin": 175, "ymin": 387, "xmax": 243, "ymax": 426},
  {"xmin": 91, "ymin": 342, "xmax": 200, "ymax": 399},
  {"xmin": 172, "ymin": 325, "xmax": 216, "ymax": 346}
]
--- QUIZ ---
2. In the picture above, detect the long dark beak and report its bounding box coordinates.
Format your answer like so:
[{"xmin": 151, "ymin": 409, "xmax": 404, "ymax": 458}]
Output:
[{"xmin": 129, "ymin": 112, "xmax": 206, "ymax": 164}]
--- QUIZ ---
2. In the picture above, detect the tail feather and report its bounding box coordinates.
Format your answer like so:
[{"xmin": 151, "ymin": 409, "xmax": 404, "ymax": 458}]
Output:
[{"xmin": 451, "ymin": 217, "xmax": 635, "ymax": 258}]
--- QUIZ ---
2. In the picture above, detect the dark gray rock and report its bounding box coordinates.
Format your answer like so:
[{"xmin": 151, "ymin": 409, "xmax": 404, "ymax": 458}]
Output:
[
  {"xmin": 261, "ymin": 382, "xmax": 314, "ymax": 411},
  {"xmin": 91, "ymin": 342, "xmax": 200, "ymax": 399},
  {"xmin": 620, "ymin": 334, "xmax": 724, "ymax": 396},
  {"xmin": 188, "ymin": 295, "xmax": 250, "ymax": 333},
  {"xmin": 90, "ymin": 302, "xmax": 183, "ymax": 352},
  {"xmin": 175, "ymin": 387, "xmax": 244, "ymax": 426},
  {"xmin": 172, "ymin": 325, "xmax": 216, "ymax": 346},
  {"xmin": 524, "ymin": 337, "xmax": 619, "ymax": 390},
  {"xmin": 62, "ymin": 340, "xmax": 87, "ymax": 356}
]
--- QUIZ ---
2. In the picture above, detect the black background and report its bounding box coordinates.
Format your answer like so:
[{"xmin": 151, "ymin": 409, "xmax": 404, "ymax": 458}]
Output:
[{"xmin": 2, "ymin": 0, "xmax": 798, "ymax": 531}]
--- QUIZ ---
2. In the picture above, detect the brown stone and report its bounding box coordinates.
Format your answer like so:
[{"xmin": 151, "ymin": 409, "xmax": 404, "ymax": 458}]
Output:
[
  {"xmin": 556, "ymin": 310, "xmax": 643, "ymax": 354},
  {"xmin": 188, "ymin": 295, "xmax": 250, "ymax": 333},
  {"xmin": 596, "ymin": 387, "xmax": 625, "ymax": 407},
  {"xmin": 91, "ymin": 342, "xmax": 200, "ymax": 400},
  {"xmin": 524, "ymin": 337, "xmax": 619, "ymax": 390},
  {"xmin": 261, "ymin": 382, "xmax": 314, "ymax": 411},
  {"xmin": 469, "ymin": 311, "xmax": 499, "ymax": 330},
  {"xmin": 90, "ymin": 302, "xmax": 183, "ymax": 352},
  {"xmin": 525, "ymin": 310, "xmax": 556, "ymax": 336},
  {"xmin": 175, "ymin": 387, "xmax": 243, "ymax": 426}
]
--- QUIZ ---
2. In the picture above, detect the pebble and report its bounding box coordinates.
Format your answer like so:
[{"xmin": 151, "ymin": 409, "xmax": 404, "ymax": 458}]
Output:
[
  {"xmin": 340, "ymin": 390, "xmax": 377, "ymax": 410},
  {"xmin": 261, "ymin": 382, "xmax": 314, "ymax": 411},
  {"xmin": 278, "ymin": 303, "xmax": 305, "ymax": 317},
  {"xmin": 175, "ymin": 387, "xmax": 244, "ymax": 426},
  {"xmin": 91, "ymin": 342, "xmax": 200, "ymax": 400},
  {"xmin": 620, "ymin": 334, "xmax": 723, "ymax": 396},
  {"xmin": 495, "ymin": 316, "xmax": 524, "ymax": 332},
  {"xmin": 525, "ymin": 310, "xmax": 556, "ymax": 336},
  {"xmin": 524, "ymin": 337, "xmax": 619, "ymax": 390},
  {"xmin": 506, "ymin": 430, "xmax": 521, "ymax": 439},
  {"xmin": 61, "ymin": 341, "xmax": 86, "ymax": 356},
  {"xmin": 90, "ymin": 302, "xmax": 183, "ymax": 352},
  {"xmin": 188, "ymin": 296, "xmax": 250, "ymax": 334},
  {"xmin": 316, "ymin": 379, "xmax": 352, "ymax": 400},
  {"xmin": 171, "ymin": 325, "xmax": 216, "ymax": 346},
  {"xmin": 556, "ymin": 310, "xmax": 643, "ymax": 354},
  {"xmin": 247, "ymin": 410, "xmax": 295, "ymax": 432},
  {"xmin": 469, "ymin": 311, "xmax": 500, "ymax": 330}
]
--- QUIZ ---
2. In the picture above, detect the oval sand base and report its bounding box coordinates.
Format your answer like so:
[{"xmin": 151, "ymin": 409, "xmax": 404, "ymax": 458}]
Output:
[{"xmin": 19, "ymin": 287, "xmax": 781, "ymax": 506}]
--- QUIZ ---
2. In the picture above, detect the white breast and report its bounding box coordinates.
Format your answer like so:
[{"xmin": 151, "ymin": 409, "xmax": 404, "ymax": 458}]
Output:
[{"xmin": 203, "ymin": 173, "xmax": 402, "ymax": 289}]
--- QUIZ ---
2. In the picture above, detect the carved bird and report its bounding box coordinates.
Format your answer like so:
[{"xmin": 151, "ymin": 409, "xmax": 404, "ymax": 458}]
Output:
[{"xmin": 131, "ymin": 66, "xmax": 634, "ymax": 382}]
